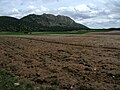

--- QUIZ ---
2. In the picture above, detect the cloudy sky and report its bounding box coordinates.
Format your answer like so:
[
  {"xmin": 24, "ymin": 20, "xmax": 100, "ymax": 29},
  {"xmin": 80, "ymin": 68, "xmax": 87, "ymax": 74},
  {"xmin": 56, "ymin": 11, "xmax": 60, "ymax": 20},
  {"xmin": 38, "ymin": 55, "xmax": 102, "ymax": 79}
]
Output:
[{"xmin": 0, "ymin": 0, "xmax": 120, "ymax": 28}]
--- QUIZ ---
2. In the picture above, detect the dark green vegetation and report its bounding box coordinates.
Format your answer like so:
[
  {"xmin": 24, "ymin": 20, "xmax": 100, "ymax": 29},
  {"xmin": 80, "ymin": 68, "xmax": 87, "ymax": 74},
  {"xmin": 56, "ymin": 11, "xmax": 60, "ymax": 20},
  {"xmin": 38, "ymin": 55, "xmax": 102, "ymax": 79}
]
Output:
[
  {"xmin": 0, "ymin": 14, "xmax": 89, "ymax": 32},
  {"xmin": 0, "ymin": 32, "xmax": 25, "ymax": 35},
  {"xmin": 0, "ymin": 69, "xmax": 56, "ymax": 90},
  {"xmin": 32, "ymin": 31, "xmax": 88, "ymax": 35}
]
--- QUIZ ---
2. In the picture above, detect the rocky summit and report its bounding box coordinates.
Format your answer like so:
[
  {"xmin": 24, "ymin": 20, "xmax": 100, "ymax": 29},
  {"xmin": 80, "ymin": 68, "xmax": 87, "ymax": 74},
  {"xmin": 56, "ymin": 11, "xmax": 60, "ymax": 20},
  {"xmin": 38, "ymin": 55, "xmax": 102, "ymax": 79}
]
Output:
[{"xmin": 0, "ymin": 14, "xmax": 89, "ymax": 32}]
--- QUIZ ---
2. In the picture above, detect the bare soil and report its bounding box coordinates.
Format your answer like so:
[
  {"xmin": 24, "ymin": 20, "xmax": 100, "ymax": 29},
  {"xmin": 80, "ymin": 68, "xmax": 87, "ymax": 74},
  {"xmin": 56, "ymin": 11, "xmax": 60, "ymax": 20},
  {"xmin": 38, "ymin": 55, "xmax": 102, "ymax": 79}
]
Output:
[{"xmin": 0, "ymin": 32, "xmax": 120, "ymax": 90}]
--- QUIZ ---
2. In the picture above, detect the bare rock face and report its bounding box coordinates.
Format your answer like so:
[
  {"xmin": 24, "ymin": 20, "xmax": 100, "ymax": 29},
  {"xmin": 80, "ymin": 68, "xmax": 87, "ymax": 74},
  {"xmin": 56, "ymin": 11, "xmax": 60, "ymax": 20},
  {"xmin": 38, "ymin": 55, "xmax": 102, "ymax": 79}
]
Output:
[{"xmin": 21, "ymin": 13, "xmax": 88, "ymax": 29}]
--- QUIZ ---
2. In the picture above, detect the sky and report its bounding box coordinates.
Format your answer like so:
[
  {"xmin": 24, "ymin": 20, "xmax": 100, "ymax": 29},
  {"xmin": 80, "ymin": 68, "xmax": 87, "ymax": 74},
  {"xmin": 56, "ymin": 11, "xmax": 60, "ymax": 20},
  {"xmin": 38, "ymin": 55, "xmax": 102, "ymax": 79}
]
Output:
[{"xmin": 0, "ymin": 0, "xmax": 120, "ymax": 28}]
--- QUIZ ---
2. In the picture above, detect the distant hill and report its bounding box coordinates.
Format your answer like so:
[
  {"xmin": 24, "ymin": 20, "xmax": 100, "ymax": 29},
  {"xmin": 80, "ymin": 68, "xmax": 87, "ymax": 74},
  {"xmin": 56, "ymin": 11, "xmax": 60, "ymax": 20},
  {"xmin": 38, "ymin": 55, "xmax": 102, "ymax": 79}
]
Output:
[
  {"xmin": 0, "ymin": 14, "xmax": 89, "ymax": 32},
  {"xmin": 108, "ymin": 28, "xmax": 120, "ymax": 30}
]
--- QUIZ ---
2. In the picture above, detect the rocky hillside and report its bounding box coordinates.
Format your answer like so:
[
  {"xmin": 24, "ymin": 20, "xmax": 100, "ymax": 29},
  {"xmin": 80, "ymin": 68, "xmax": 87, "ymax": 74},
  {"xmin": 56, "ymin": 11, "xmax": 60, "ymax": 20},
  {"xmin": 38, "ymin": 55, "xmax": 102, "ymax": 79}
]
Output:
[{"xmin": 0, "ymin": 14, "xmax": 89, "ymax": 32}]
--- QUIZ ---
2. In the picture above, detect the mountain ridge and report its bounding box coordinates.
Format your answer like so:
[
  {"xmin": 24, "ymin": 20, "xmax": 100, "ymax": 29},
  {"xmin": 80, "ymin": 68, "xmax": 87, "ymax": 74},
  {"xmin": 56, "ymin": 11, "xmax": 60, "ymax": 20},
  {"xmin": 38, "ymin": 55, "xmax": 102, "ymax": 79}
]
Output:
[{"xmin": 0, "ymin": 14, "xmax": 89, "ymax": 32}]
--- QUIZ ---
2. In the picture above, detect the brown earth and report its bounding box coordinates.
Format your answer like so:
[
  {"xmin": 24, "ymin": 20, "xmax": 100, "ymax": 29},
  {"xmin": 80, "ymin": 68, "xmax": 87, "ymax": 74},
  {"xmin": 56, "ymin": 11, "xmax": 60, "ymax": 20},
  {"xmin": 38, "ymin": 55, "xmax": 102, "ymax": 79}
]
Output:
[{"xmin": 0, "ymin": 32, "xmax": 120, "ymax": 90}]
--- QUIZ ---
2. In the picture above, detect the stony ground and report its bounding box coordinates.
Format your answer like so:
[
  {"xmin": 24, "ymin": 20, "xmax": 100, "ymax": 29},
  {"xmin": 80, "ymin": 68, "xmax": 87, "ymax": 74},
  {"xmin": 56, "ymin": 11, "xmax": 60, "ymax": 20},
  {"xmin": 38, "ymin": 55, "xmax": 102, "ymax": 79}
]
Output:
[{"xmin": 0, "ymin": 32, "xmax": 120, "ymax": 90}]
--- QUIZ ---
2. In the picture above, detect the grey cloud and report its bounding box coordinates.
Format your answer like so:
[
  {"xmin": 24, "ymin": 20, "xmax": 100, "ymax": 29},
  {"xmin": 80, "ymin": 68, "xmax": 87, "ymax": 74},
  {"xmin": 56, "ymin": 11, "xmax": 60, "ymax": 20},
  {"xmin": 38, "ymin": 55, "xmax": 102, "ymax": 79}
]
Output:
[
  {"xmin": 42, "ymin": 0, "xmax": 58, "ymax": 3},
  {"xmin": 0, "ymin": 0, "xmax": 119, "ymax": 28},
  {"xmin": 72, "ymin": 13, "xmax": 92, "ymax": 20},
  {"xmin": 105, "ymin": 0, "xmax": 120, "ymax": 13},
  {"xmin": 57, "ymin": 10, "xmax": 92, "ymax": 20},
  {"xmin": 56, "ymin": 4, "xmax": 96, "ymax": 21},
  {"xmin": 75, "ymin": 0, "xmax": 120, "ymax": 28},
  {"xmin": 0, "ymin": 0, "xmax": 49, "ymax": 18}
]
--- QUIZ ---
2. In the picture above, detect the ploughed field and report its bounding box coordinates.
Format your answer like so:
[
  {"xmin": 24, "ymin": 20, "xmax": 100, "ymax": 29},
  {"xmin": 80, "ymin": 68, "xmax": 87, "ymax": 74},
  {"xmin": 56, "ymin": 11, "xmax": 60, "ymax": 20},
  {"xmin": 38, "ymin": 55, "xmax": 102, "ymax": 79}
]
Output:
[{"xmin": 0, "ymin": 32, "xmax": 120, "ymax": 90}]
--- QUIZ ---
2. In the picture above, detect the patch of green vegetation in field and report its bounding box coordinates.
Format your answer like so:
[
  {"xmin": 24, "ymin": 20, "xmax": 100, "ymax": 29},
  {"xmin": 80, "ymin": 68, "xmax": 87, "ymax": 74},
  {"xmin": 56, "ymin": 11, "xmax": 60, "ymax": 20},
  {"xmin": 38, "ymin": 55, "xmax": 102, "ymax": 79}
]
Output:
[
  {"xmin": 0, "ymin": 69, "xmax": 34, "ymax": 90},
  {"xmin": 0, "ymin": 69, "xmax": 56, "ymax": 90}
]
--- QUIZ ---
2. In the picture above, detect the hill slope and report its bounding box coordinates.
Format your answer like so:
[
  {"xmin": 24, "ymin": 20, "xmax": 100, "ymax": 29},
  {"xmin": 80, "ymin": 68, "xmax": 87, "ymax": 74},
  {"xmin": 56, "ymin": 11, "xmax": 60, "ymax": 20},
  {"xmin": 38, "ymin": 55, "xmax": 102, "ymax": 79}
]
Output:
[{"xmin": 0, "ymin": 16, "xmax": 19, "ymax": 31}]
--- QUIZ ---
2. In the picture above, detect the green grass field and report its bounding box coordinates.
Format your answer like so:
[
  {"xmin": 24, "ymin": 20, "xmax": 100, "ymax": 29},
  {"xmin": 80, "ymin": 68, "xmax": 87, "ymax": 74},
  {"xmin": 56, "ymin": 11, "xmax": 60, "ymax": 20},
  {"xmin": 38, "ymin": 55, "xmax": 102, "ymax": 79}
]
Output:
[
  {"xmin": 0, "ymin": 30, "xmax": 111, "ymax": 35},
  {"xmin": 0, "ymin": 31, "xmax": 88, "ymax": 35}
]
